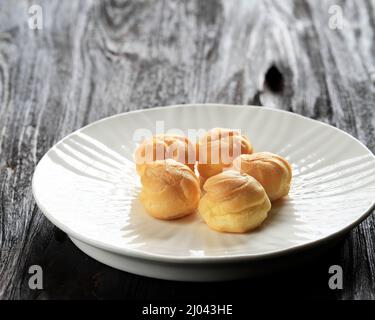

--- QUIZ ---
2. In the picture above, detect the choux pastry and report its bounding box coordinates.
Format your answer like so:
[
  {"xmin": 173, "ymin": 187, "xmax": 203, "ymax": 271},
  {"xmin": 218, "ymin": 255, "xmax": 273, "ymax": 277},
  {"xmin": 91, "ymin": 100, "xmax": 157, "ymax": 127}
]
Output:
[
  {"xmin": 135, "ymin": 134, "xmax": 196, "ymax": 175},
  {"xmin": 139, "ymin": 159, "xmax": 200, "ymax": 220},
  {"xmin": 197, "ymin": 128, "xmax": 253, "ymax": 185},
  {"xmin": 199, "ymin": 170, "xmax": 271, "ymax": 233},
  {"xmin": 232, "ymin": 152, "xmax": 292, "ymax": 201}
]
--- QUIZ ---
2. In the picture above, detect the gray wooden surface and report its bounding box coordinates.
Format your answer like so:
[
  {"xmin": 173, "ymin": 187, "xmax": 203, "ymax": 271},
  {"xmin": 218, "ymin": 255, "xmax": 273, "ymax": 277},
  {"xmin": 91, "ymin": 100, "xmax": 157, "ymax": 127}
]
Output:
[{"xmin": 0, "ymin": 0, "xmax": 374, "ymax": 300}]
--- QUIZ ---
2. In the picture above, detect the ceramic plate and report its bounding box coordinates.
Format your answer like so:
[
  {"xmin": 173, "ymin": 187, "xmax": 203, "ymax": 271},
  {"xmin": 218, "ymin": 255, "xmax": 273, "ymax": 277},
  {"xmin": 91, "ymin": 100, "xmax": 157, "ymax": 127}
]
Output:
[{"xmin": 32, "ymin": 104, "xmax": 375, "ymax": 281}]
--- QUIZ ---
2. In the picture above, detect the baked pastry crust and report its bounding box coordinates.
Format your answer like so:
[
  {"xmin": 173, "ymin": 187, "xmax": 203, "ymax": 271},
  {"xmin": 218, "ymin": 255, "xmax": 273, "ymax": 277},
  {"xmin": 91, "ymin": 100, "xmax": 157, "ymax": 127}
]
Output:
[
  {"xmin": 199, "ymin": 170, "xmax": 271, "ymax": 233},
  {"xmin": 139, "ymin": 159, "xmax": 200, "ymax": 220},
  {"xmin": 197, "ymin": 128, "xmax": 253, "ymax": 183},
  {"xmin": 232, "ymin": 152, "xmax": 292, "ymax": 201},
  {"xmin": 135, "ymin": 134, "xmax": 196, "ymax": 175}
]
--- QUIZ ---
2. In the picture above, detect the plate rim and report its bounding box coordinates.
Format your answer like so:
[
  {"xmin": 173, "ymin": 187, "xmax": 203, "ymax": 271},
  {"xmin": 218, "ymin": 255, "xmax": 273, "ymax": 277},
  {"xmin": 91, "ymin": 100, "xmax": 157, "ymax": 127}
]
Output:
[{"xmin": 32, "ymin": 103, "xmax": 375, "ymax": 263}]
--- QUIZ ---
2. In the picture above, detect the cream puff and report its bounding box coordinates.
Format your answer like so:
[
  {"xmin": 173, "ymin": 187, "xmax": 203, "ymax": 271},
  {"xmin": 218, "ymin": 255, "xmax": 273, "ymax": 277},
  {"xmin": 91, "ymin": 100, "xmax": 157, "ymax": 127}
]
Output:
[
  {"xmin": 232, "ymin": 152, "xmax": 292, "ymax": 201},
  {"xmin": 197, "ymin": 128, "xmax": 253, "ymax": 185},
  {"xmin": 139, "ymin": 159, "xmax": 200, "ymax": 220},
  {"xmin": 199, "ymin": 170, "xmax": 271, "ymax": 233},
  {"xmin": 135, "ymin": 134, "xmax": 196, "ymax": 176}
]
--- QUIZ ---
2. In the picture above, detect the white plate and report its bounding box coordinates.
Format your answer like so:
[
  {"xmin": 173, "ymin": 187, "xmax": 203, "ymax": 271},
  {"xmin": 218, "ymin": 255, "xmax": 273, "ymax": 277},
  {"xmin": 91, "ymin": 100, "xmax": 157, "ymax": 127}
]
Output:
[{"xmin": 33, "ymin": 104, "xmax": 375, "ymax": 281}]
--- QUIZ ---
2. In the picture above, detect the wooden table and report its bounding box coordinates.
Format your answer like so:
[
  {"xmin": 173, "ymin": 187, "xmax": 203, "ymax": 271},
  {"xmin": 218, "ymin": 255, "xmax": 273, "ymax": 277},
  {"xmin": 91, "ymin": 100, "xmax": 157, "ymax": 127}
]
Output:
[{"xmin": 0, "ymin": 0, "xmax": 374, "ymax": 300}]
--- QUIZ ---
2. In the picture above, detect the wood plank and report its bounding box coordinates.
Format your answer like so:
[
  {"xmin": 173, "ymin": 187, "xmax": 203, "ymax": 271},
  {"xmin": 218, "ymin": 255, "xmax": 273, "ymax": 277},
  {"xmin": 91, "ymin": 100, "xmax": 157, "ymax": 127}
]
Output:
[{"xmin": 0, "ymin": 0, "xmax": 374, "ymax": 299}]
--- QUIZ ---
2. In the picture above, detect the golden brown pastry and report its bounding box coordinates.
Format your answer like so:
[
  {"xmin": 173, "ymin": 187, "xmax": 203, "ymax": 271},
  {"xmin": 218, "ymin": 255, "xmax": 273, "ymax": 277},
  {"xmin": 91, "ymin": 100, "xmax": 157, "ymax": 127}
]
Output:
[
  {"xmin": 232, "ymin": 152, "xmax": 292, "ymax": 201},
  {"xmin": 199, "ymin": 170, "xmax": 271, "ymax": 233},
  {"xmin": 139, "ymin": 159, "xmax": 200, "ymax": 220},
  {"xmin": 197, "ymin": 128, "xmax": 253, "ymax": 185},
  {"xmin": 135, "ymin": 134, "xmax": 196, "ymax": 176}
]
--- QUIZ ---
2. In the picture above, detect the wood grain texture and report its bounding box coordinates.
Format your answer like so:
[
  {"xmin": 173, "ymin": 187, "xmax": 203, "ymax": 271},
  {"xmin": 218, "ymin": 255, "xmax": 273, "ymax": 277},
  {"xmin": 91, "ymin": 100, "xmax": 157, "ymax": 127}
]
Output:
[{"xmin": 0, "ymin": 0, "xmax": 374, "ymax": 300}]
